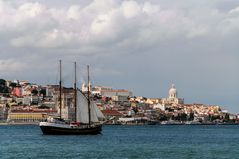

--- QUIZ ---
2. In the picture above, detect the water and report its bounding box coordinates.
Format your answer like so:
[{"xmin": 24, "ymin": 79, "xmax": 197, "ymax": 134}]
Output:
[{"xmin": 0, "ymin": 125, "xmax": 239, "ymax": 159}]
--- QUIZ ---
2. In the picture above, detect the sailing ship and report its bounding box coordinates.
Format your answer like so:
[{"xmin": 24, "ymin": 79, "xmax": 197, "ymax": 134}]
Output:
[{"xmin": 39, "ymin": 61, "xmax": 105, "ymax": 135}]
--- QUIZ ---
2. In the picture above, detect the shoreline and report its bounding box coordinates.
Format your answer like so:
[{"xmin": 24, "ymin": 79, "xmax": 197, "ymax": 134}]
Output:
[
  {"xmin": 0, "ymin": 123, "xmax": 239, "ymax": 126},
  {"xmin": 1, "ymin": 122, "xmax": 238, "ymax": 126}
]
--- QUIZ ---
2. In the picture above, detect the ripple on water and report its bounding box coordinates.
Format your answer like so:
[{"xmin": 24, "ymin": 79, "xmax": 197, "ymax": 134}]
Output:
[{"xmin": 1, "ymin": 125, "xmax": 239, "ymax": 159}]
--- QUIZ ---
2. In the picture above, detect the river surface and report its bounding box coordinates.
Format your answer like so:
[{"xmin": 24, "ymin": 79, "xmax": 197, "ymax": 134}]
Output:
[{"xmin": 0, "ymin": 125, "xmax": 239, "ymax": 159}]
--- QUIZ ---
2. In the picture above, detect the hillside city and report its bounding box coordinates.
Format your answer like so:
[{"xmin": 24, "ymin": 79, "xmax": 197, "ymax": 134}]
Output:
[{"xmin": 0, "ymin": 79, "xmax": 237, "ymax": 125}]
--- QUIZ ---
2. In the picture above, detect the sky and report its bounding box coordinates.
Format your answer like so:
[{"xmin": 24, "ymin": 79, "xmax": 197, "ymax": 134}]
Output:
[{"xmin": 0, "ymin": 0, "xmax": 239, "ymax": 112}]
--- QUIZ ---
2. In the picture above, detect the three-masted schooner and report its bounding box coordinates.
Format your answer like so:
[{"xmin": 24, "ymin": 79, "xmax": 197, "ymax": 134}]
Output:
[{"xmin": 39, "ymin": 61, "xmax": 105, "ymax": 135}]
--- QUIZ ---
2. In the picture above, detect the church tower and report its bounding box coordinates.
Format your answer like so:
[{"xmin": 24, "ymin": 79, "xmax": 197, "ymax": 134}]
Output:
[{"xmin": 81, "ymin": 81, "xmax": 92, "ymax": 93}]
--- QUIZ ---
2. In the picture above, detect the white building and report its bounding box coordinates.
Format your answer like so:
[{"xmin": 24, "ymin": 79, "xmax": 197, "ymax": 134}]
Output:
[
  {"xmin": 81, "ymin": 84, "xmax": 132, "ymax": 98},
  {"xmin": 81, "ymin": 82, "xmax": 92, "ymax": 93},
  {"xmin": 112, "ymin": 95, "xmax": 129, "ymax": 102},
  {"xmin": 162, "ymin": 84, "xmax": 184, "ymax": 105},
  {"xmin": 92, "ymin": 85, "xmax": 113, "ymax": 95},
  {"xmin": 153, "ymin": 103, "xmax": 165, "ymax": 111},
  {"xmin": 101, "ymin": 90, "xmax": 132, "ymax": 98}
]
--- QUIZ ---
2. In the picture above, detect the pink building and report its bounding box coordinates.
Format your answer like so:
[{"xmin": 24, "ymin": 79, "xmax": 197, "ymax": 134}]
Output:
[{"xmin": 12, "ymin": 87, "xmax": 22, "ymax": 97}]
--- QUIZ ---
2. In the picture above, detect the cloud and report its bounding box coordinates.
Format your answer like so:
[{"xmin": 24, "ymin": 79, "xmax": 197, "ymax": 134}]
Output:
[
  {"xmin": 229, "ymin": 6, "xmax": 239, "ymax": 14},
  {"xmin": 0, "ymin": 59, "xmax": 27, "ymax": 72},
  {"xmin": 67, "ymin": 5, "xmax": 81, "ymax": 20},
  {"xmin": 121, "ymin": 1, "xmax": 141, "ymax": 18},
  {"xmin": 0, "ymin": 0, "xmax": 239, "ymax": 112},
  {"xmin": 18, "ymin": 2, "xmax": 45, "ymax": 17},
  {"xmin": 142, "ymin": 2, "xmax": 160, "ymax": 15},
  {"xmin": 1, "ymin": 0, "xmax": 239, "ymax": 53}
]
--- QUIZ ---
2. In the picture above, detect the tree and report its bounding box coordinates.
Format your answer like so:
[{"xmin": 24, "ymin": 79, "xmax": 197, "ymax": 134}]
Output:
[
  {"xmin": 0, "ymin": 79, "xmax": 6, "ymax": 86},
  {"xmin": 9, "ymin": 83, "xmax": 17, "ymax": 88},
  {"xmin": 31, "ymin": 89, "xmax": 38, "ymax": 95},
  {"xmin": 2, "ymin": 87, "xmax": 9, "ymax": 94},
  {"xmin": 39, "ymin": 89, "xmax": 46, "ymax": 96},
  {"xmin": 132, "ymin": 106, "xmax": 138, "ymax": 114},
  {"xmin": 180, "ymin": 113, "xmax": 188, "ymax": 121},
  {"xmin": 93, "ymin": 93, "xmax": 102, "ymax": 100},
  {"xmin": 6, "ymin": 103, "xmax": 10, "ymax": 108},
  {"xmin": 224, "ymin": 113, "xmax": 230, "ymax": 122},
  {"xmin": 143, "ymin": 97, "xmax": 147, "ymax": 101},
  {"xmin": 157, "ymin": 114, "xmax": 168, "ymax": 121},
  {"xmin": 188, "ymin": 113, "xmax": 194, "ymax": 121},
  {"xmin": 0, "ymin": 85, "xmax": 9, "ymax": 94}
]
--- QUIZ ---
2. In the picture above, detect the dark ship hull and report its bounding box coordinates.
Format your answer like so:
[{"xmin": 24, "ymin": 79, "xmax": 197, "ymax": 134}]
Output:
[{"xmin": 40, "ymin": 124, "xmax": 102, "ymax": 135}]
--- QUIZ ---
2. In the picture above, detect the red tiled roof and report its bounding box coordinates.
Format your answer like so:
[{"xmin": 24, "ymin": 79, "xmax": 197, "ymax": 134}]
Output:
[
  {"xmin": 101, "ymin": 109, "xmax": 123, "ymax": 116},
  {"xmin": 101, "ymin": 90, "xmax": 130, "ymax": 93}
]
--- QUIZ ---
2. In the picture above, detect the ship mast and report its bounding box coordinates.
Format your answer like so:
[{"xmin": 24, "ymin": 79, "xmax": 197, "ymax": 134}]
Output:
[
  {"xmin": 59, "ymin": 60, "xmax": 62, "ymax": 119},
  {"xmin": 87, "ymin": 65, "xmax": 91, "ymax": 126},
  {"xmin": 74, "ymin": 62, "xmax": 77, "ymax": 122}
]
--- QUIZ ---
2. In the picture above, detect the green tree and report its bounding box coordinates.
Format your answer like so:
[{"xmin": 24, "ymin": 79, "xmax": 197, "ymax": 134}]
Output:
[
  {"xmin": 2, "ymin": 87, "xmax": 9, "ymax": 94},
  {"xmin": 177, "ymin": 113, "xmax": 187, "ymax": 121},
  {"xmin": 0, "ymin": 86, "xmax": 9, "ymax": 94},
  {"xmin": 224, "ymin": 113, "xmax": 230, "ymax": 121},
  {"xmin": 31, "ymin": 89, "xmax": 38, "ymax": 95},
  {"xmin": 0, "ymin": 79, "xmax": 6, "ymax": 86},
  {"xmin": 9, "ymin": 83, "xmax": 17, "ymax": 88},
  {"xmin": 188, "ymin": 113, "xmax": 194, "ymax": 121},
  {"xmin": 39, "ymin": 89, "xmax": 46, "ymax": 96}
]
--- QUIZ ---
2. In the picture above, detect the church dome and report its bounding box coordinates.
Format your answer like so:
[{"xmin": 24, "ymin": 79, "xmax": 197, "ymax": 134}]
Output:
[
  {"xmin": 169, "ymin": 84, "xmax": 177, "ymax": 98},
  {"xmin": 169, "ymin": 85, "xmax": 177, "ymax": 94}
]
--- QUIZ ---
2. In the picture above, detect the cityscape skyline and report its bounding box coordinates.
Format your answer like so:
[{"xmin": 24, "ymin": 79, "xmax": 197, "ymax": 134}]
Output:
[{"xmin": 0, "ymin": 0, "xmax": 238, "ymax": 112}]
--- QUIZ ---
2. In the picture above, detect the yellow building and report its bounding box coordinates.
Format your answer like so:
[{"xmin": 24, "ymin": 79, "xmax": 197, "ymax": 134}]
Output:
[{"xmin": 7, "ymin": 112, "xmax": 48, "ymax": 123}]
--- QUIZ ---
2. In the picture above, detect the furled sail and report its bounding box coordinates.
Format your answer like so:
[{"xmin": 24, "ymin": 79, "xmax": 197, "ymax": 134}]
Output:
[{"xmin": 77, "ymin": 90, "xmax": 105, "ymax": 124}]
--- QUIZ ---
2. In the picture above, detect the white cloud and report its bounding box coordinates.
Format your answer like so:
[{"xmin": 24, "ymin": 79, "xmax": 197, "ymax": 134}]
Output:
[
  {"xmin": 1, "ymin": 0, "xmax": 239, "ymax": 53},
  {"xmin": 121, "ymin": 1, "xmax": 141, "ymax": 19},
  {"xmin": 18, "ymin": 2, "xmax": 45, "ymax": 18},
  {"xmin": 229, "ymin": 6, "xmax": 239, "ymax": 14},
  {"xmin": 90, "ymin": 13, "xmax": 112, "ymax": 35},
  {"xmin": 0, "ymin": 0, "xmax": 239, "ymax": 112},
  {"xmin": 142, "ymin": 2, "xmax": 160, "ymax": 15},
  {"xmin": 67, "ymin": 5, "xmax": 81, "ymax": 20}
]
